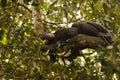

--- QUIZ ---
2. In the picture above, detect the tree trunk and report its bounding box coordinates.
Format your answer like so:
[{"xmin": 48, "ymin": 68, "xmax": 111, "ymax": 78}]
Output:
[{"xmin": 32, "ymin": 0, "xmax": 43, "ymax": 35}]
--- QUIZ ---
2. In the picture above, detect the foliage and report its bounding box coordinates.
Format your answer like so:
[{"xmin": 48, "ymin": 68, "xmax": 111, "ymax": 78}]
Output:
[{"xmin": 0, "ymin": 0, "xmax": 120, "ymax": 79}]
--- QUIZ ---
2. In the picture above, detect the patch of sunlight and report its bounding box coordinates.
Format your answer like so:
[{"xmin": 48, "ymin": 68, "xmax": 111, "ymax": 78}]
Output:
[
  {"xmin": 82, "ymin": 49, "xmax": 96, "ymax": 54},
  {"xmin": 18, "ymin": 21, "xmax": 23, "ymax": 27},
  {"xmin": 44, "ymin": 0, "xmax": 50, "ymax": 2},
  {"xmin": 76, "ymin": 10, "xmax": 81, "ymax": 19},
  {"xmin": 4, "ymin": 59, "xmax": 9, "ymax": 63},
  {"xmin": 51, "ymin": 72, "xmax": 54, "ymax": 76},
  {"xmin": 90, "ymin": 52, "xmax": 97, "ymax": 57},
  {"xmin": 112, "ymin": 73, "xmax": 118, "ymax": 80},
  {"xmin": 68, "ymin": 23, "xmax": 73, "ymax": 27},
  {"xmin": 63, "ymin": 18, "xmax": 67, "ymax": 23},
  {"xmin": 80, "ymin": 56, "xmax": 86, "ymax": 67},
  {"xmin": 74, "ymin": 56, "xmax": 86, "ymax": 67}
]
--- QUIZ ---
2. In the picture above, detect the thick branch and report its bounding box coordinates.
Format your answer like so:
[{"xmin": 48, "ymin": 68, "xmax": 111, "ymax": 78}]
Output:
[{"xmin": 63, "ymin": 34, "xmax": 107, "ymax": 51}]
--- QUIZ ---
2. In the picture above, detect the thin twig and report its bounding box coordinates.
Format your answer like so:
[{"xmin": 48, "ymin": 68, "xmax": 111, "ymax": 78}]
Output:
[{"xmin": 17, "ymin": 3, "xmax": 32, "ymax": 13}]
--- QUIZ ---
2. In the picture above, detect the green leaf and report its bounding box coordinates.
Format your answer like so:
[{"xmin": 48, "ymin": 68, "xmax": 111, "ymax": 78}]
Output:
[
  {"xmin": 0, "ymin": 34, "xmax": 7, "ymax": 45},
  {"xmin": 0, "ymin": 30, "xmax": 4, "ymax": 40},
  {"xmin": 93, "ymin": 0, "xmax": 98, "ymax": 3},
  {"xmin": 1, "ymin": 0, "xmax": 7, "ymax": 9},
  {"xmin": 23, "ymin": 0, "xmax": 32, "ymax": 4}
]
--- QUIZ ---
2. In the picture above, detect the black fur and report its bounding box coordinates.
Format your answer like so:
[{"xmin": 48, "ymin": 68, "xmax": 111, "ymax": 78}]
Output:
[{"xmin": 41, "ymin": 22, "xmax": 112, "ymax": 52}]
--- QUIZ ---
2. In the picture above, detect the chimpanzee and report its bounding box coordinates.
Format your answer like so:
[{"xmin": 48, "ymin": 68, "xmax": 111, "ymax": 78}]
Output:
[{"xmin": 41, "ymin": 22, "xmax": 112, "ymax": 52}]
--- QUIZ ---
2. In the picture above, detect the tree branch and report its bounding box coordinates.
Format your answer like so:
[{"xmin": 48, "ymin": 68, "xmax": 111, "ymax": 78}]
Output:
[
  {"xmin": 17, "ymin": 3, "xmax": 32, "ymax": 13},
  {"xmin": 63, "ymin": 34, "xmax": 107, "ymax": 51}
]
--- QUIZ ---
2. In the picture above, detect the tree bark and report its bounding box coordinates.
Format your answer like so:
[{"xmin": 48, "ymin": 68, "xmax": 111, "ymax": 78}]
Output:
[
  {"xmin": 32, "ymin": 0, "xmax": 43, "ymax": 35},
  {"xmin": 63, "ymin": 34, "xmax": 107, "ymax": 51}
]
